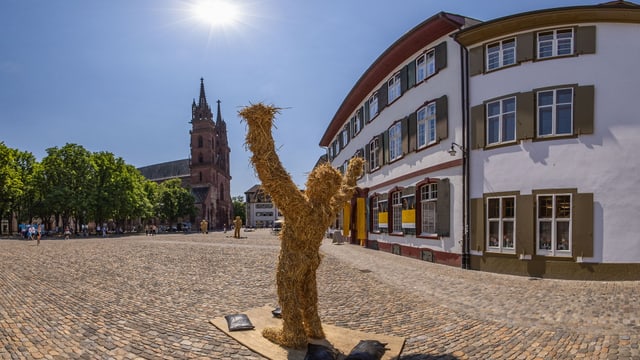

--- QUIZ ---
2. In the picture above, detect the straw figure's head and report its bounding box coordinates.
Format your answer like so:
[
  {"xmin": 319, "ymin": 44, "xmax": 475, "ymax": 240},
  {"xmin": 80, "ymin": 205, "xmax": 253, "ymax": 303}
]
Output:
[{"xmin": 305, "ymin": 163, "xmax": 343, "ymax": 204}]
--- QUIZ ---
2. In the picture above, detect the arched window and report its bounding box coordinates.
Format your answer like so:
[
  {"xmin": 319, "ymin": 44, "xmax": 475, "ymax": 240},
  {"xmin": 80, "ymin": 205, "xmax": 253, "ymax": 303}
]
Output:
[
  {"xmin": 198, "ymin": 153, "xmax": 203, "ymax": 163},
  {"xmin": 199, "ymin": 172, "xmax": 202, "ymax": 182},
  {"xmin": 198, "ymin": 136, "xmax": 203, "ymax": 148}
]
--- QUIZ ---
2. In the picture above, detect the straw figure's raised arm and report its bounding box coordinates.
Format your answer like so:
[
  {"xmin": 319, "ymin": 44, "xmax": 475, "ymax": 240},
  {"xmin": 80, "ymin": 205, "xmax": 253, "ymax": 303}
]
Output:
[
  {"xmin": 330, "ymin": 157, "xmax": 365, "ymax": 214},
  {"xmin": 239, "ymin": 103, "xmax": 306, "ymax": 214}
]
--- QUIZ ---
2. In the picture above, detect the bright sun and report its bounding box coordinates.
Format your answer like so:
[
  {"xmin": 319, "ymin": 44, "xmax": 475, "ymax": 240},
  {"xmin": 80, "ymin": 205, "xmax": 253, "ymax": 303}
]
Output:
[{"xmin": 191, "ymin": 0, "xmax": 241, "ymax": 27}]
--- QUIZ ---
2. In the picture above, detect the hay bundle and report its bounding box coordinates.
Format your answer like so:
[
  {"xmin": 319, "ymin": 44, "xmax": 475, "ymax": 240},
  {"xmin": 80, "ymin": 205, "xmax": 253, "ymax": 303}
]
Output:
[{"xmin": 239, "ymin": 103, "xmax": 364, "ymax": 349}]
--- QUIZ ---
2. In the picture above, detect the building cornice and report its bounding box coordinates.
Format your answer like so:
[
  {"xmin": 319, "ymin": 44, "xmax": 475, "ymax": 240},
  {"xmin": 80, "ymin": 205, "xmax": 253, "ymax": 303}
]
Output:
[{"xmin": 455, "ymin": 5, "xmax": 640, "ymax": 46}]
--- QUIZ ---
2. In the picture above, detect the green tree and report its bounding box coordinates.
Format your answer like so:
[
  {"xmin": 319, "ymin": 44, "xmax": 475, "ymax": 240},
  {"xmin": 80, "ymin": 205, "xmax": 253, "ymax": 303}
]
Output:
[
  {"xmin": 156, "ymin": 178, "xmax": 196, "ymax": 227},
  {"xmin": 0, "ymin": 143, "xmax": 23, "ymax": 232},
  {"xmin": 232, "ymin": 195, "xmax": 246, "ymax": 223},
  {"xmin": 41, "ymin": 143, "xmax": 93, "ymax": 231},
  {"xmin": 13, "ymin": 150, "xmax": 40, "ymax": 224}
]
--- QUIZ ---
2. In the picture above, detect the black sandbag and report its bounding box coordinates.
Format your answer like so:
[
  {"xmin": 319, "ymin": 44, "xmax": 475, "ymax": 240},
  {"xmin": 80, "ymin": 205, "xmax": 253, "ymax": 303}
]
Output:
[
  {"xmin": 271, "ymin": 306, "xmax": 282, "ymax": 318},
  {"xmin": 304, "ymin": 343, "xmax": 339, "ymax": 360},
  {"xmin": 224, "ymin": 313, "xmax": 255, "ymax": 331},
  {"xmin": 344, "ymin": 340, "xmax": 388, "ymax": 360}
]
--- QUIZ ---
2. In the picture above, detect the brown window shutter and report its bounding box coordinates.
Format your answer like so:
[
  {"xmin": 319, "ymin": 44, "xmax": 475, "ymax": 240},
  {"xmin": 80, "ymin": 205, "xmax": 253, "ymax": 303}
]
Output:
[
  {"xmin": 468, "ymin": 46, "xmax": 484, "ymax": 76},
  {"xmin": 435, "ymin": 41, "xmax": 448, "ymax": 72},
  {"xmin": 516, "ymin": 32, "xmax": 534, "ymax": 63},
  {"xmin": 471, "ymin": 104, "xmax": 485, "ymax": 149},
  {"xmin": 576, "ymin": 26, "xmax": 596, "ymax": 55},
  {"xmin": 470, "ymin": 197, "xmax": 485, "ymax": 252},
  {"xmin": 515, "ymin": 194, "xmax": 534, "ymax": 257},
  {"xmin": 436, "ymin": 178, "xmax": 450, "ymax": 237},
  {"xmin": 407, "ymin": 60, "xmax": 416, "ymax": 89},
  {"xmin": 574, "ymin": 85, "xmax": 595, "ymax": 135},
  {"xmin": 401, "ymin": 116, "xmax": 409, "ymax": 155},
  {"xmin": 378, "ymin": 84, "xmax": 388, "ymax": 110},
  {"xmin": 364, "ymin": 101, "xmax": 371, "ymax": 123},
  {"xmin": 407, "ymin": 112, "xmax": 417, "ymax": 152},
  {"xmin": 400, "ymin": 66, "xmax": 409, "ymax": 94},
  {"xmin": 516, "ymin": 91, "xmax": 535, "ymax": 140},
  {"xmin": 380, "ymin": 131, "xmax": 388, "ymax": 165},
  {"xmin": 364, "ymin": 142, "xmax": 371, "ymax": 173},
  {"xmin": 572, "ymin": 192, "xmax": 594, "ymax": 258},
  {"xmin": 436, "ymin": 95, "xmax": 448, "ymax": 142}
]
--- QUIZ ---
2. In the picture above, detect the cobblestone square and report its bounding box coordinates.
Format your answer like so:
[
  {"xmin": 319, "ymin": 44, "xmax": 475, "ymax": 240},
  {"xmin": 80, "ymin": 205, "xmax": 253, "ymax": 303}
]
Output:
[{"xmin": 1, "ymin": 230, "xmax": 638, "ymax": 359}]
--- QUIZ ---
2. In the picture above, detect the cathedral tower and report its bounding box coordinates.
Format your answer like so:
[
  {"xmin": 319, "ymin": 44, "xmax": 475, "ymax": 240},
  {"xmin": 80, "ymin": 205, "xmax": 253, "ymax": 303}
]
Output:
[{"xmin": 189, "ymin": 78, "xmax": 232, "ymax": 230}]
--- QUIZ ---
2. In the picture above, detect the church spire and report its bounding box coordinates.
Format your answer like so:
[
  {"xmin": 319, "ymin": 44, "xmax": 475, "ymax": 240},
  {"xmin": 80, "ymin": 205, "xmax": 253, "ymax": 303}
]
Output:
[
  {"xmin": 192, "ymin": 78, "xmax": 213, "ymax": 122},
  {"xmin": 198, "ymin": 77, "xmax": 207, "ymax": 108},
  {"xmin": 216, "ymin": 100, "xmax": 223, "ymax": 125}
]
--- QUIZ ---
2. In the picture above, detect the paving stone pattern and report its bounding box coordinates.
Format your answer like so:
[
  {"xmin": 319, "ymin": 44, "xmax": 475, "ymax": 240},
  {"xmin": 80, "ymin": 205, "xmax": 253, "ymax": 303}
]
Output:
[{"xmin": 0, "ymin": 230, "xmax": 638, "ymax": 359}]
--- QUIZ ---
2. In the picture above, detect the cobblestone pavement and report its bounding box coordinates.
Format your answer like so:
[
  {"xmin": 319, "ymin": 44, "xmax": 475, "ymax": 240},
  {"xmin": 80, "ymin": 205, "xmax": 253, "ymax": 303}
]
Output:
[{"xmin": 1, "ymin": 230, "xmax": 638, "ymax": 359}]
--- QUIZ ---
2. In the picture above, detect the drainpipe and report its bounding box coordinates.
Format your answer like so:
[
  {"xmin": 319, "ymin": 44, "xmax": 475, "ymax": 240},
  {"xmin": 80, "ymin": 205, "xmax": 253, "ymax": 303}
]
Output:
[{"xmin": 459, "ymin": 44, "xmax": 471, "ymax": 270}]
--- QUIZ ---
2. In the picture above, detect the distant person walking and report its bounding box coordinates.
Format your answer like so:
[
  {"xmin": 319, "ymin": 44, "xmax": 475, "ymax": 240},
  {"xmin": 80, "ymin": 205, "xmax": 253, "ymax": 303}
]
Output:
[
  {"xmin": 233, "ymin": 216, "xmax": 242, "ymax": 239},
  {"xmin": 37, "ymin": 224, "xmax": 42, "ymax": 246},
  {"xmin": 64, "ymin": 226, "xmax": 71, "ymax": 240}
]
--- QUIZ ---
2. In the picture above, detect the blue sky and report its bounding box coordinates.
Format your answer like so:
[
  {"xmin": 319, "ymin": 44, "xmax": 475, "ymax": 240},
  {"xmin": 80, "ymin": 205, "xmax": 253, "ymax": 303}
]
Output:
[{"xmin": 0, "ymin": 0, "xmax": 603, "ymax": 197}]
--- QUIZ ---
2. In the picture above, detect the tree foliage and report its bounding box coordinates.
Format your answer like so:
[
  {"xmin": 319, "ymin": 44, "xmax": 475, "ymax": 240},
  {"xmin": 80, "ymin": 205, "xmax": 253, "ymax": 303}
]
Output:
[
  {"xmin": 0, "ymin": 142, "xmax": 196, "ymax": 232},
  {"xmin": 156, "ymin": 178, "xmax": 196, "ymax": 225},
  {"xmin": 232, "ymin": 195, "xmax": 246, "ymax": 223}
]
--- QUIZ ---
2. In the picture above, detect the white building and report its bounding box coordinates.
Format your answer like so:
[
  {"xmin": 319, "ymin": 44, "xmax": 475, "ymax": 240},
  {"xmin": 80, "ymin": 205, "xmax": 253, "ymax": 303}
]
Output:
[
  {"xmin": 455, "ymin": 0, "xmax": 640, "ymax": 279},
  {"xmin": 244, "ymin": 185, "xmax": 281, "ymax": 228},
  {"xmin": 321, "ymin": 1, "xmax": 640, "ymax": 279},
  {"xmin": 320, "ymin": 12, "xmax": 477, "ymax": 267}
]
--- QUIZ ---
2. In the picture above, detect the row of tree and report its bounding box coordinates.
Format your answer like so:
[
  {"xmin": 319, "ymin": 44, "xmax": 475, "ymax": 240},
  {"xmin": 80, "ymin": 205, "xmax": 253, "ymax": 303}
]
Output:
[{"xmin": 0, "ymin": 142, "xmax": 196, "ymax": 234}]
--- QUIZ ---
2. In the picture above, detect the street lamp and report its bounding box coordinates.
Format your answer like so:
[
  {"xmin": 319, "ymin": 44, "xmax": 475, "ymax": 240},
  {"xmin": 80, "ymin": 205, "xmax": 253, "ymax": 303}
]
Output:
[{"xmin": 448, "ymin": 142, "xmax": 465, "ymax": 156}]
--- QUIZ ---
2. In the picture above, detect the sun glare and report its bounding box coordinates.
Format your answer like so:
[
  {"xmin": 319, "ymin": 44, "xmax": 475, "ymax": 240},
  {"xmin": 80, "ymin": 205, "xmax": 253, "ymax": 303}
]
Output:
[{"xmin": 191, "ymin": 0, "xmax": 241, "ymax": 27}]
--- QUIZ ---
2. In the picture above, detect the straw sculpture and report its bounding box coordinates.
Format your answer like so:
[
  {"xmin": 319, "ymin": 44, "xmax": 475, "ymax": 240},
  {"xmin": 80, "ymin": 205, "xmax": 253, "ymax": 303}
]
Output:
[{"xmin": 239, "ymin": 103, "xmax": 364, "ymax": 349}]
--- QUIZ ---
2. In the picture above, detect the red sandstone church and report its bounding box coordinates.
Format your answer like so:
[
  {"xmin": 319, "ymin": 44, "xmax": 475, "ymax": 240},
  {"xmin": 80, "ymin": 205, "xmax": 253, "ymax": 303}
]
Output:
[{"xmin": 138, "ymin": 79, "xmax": 232, "ymax": 230}]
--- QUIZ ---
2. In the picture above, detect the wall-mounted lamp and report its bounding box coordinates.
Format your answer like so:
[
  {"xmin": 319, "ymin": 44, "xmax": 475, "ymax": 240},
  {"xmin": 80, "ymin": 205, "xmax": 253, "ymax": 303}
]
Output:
[{"xmin": 448, "ymin": 142, "xmax": 465, "ymax": 156}]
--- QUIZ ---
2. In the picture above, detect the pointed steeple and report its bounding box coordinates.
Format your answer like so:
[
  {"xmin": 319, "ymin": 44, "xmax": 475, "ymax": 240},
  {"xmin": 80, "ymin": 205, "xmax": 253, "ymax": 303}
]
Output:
[
  {"xmin": 216, "ymin": 99, "xmax": 223, "ymax": 125},
  {"xmin": 198, "ymin": 77, "xmax": 207, "ymax": 108}
]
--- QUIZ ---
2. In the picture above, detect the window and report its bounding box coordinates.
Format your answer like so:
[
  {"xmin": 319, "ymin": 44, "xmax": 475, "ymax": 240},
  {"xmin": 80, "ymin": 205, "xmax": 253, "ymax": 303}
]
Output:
[
  {"xmin": 537, "ymin": 29, "xmax": 574, "ymax": 59},
  {"xmin": 198, "ymin": 136, "xmax": 203, "ymax": 148},
  {"xmin": 486, "ymin": 97, "xmax": 516, "ymax": 145},
  {"xmin": 353, "ymin": 112, "xmax": 362, "ymax": 135},
  {"xmin": 341, "ymin": 128, "xmax": 349, "ymax": 147},
  {"xmin": 198, "ymin": 153, "xmax": 203, "ymax": 163},
  {"xmin": 486, "ymin": 38, "xmax": 515, "ymax": 71},
  {"xmin": 369, "ymin": 137, "xmax": 380, "ymax": 170},
  {"xmin": 331, "ymin": 141, "xmax": 338, "ymax": 158},
  {"xmin": 391, "ymin": 192, "xmax": 402, "ymax": 234},
  {"xmin": 537, "ymin": 194, "xmax": 572, "ymax": 256},
  {"xmin": 538, "ymin": 88, "xmax": 573, "ymax": 137},
  {"xmin": 417, "ymin": 103, "xmax": 436, "ymax": 148},
  {"xmin": 368, "ymin": 94, "xmax": 378, "ymax": 119},
  {"xmin": 371, "ymin": 196, "xmax": 379, "ymax": 232},
  {"xmin": 416, "ymin": 50, "xmax": 435, "ymax": 83},
  {"xmin": 486, "ymin": 197, "xmax": 515, "ymax": 252},
  {"xmin": 388, "ymin": 72, "xmax": 402, "ymax": 103},
  {"xmin": 378, "ymin": 198, "xmax": 388, "ymax": 233},
  {"xmin": 388, "ymin": 122, "xmax": 402, "ymax": 161},
  {"xmin": 420, "ymin": 183, "xmax": 437, "ymax": 235},
  {"xmin": 402, "ymin": 193, "xmax": 416, "ymax": 235}
]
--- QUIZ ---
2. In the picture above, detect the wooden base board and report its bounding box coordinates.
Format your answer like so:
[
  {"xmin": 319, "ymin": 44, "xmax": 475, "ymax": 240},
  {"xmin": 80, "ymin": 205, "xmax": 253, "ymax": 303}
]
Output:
[{"xmin": 210, "ymin": 305, "xmax": 405, "ymax": 359}]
